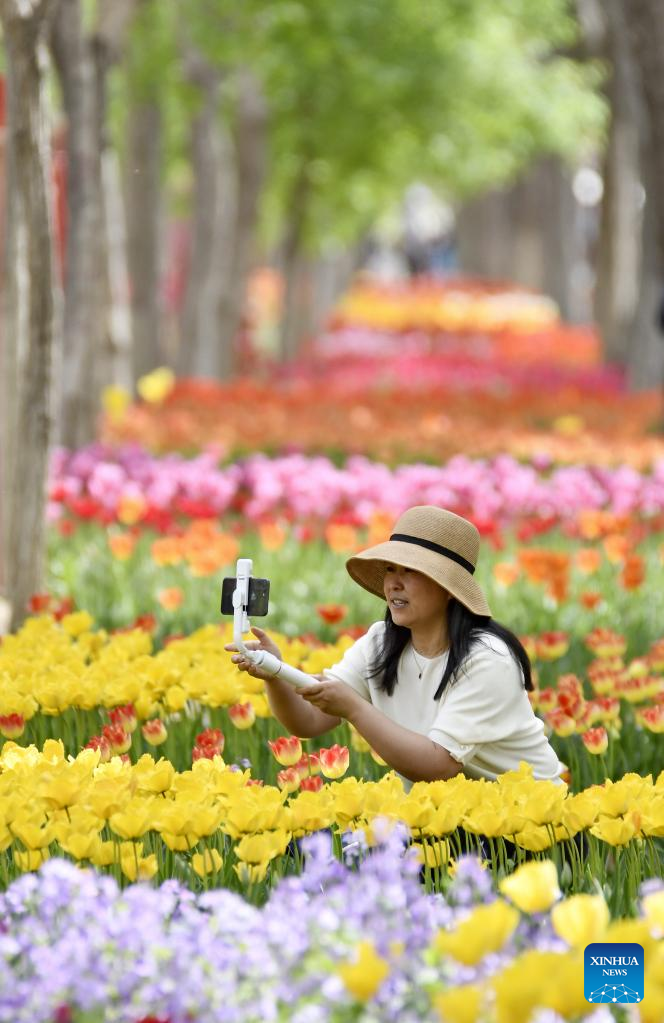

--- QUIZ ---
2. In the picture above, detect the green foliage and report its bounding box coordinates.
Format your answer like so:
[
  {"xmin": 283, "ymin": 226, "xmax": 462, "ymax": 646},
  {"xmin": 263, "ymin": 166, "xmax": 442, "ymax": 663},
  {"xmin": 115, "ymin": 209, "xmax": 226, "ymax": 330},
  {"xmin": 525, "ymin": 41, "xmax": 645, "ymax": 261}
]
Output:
[{"xmin": 104, "ymin": 0, "xmax": 607, "ymax": 247}]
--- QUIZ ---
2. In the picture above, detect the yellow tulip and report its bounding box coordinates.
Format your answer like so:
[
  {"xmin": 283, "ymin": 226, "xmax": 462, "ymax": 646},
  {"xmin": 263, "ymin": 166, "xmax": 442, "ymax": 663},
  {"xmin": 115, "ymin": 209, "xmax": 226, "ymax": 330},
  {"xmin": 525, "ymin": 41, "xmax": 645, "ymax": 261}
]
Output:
[
  {"xmin": 133, "ymin": 757, "xmax": 176, "ymax": 795},
  {"xmin": 101, "ymin": 385, "xmax": 131, "ymax": 421},
  {"xmin": 434, "ymin": 901, "xmax": 519, "ymax": 966},
  {"xmin": 561, "ymin": 790, "xmax": 601, "ymax": 832},
  {"xmin": 499, "ymin": 859, "xmax": 561, "ymax": 913},
  {"xmin": 413, "ymin": 839, "xmax": 450, "ymax": 869},
  {"xmin": 233, "ymin": 860, "xmax": 269, "ymax": 885},
  {"xmin": 60, "ymin": 611, "xmax": 94, "ymax": 638},
  {"xmin": 137, "ymin": 366, "xmax": 175, "ymax": 404},
  {"xmin": 493, "ymin": 951, "xmax": 572, "ymax": 1023},
  {"xmin": 58, "ymin": 832, "xmax": 102, "ymax": 861},
  {"xmin": 638, "ymin": 797, "xmax": 664, "ymax": 838},
  {"xmin": 14, "ymin": 848, "xmax": 50, "ymax": 872},
  {"xmin": 590, "ymin": 813, "xmax": 638, "ymax": 846},
  {"xmin": 88, "ymin": 840, "xmax": 118, "ymax": 867},
  {"xmin": 551, "ymin": 894, "xmax": 610, "ymax": 948},
  {"xmin": 192, "ymin": 847, "xmax": 223, "ymax": 878},
  {"xmin": 434, "ymin": 984, "xmax": 483, "ymax": 1023},
  {"xmin": 462, "ymin": 807, "xmax": 510, "ymax": 838},
  {"xmin": 337, "ymin": 941, "xmax": 390, "ymax": 1002},
  {"xmin": 109, "ymin": 799, "xmax": 156, "ymax": 840},
  {"xmin": 512, "ymin": 822, "xmax": 554, "ymax": 852},
  {"xmin": 423, "ymin": 802, "xmax": 463, "ymax": 836},
  {"xmin": 120, "ymin": 848, "xmax": 158, "ymax": 882},
  {"xmin": 235, "ymin": 829, "xmax": 291, "ymax": 864},
  {"xmin": 12, "ymin": 817, "xmax": 55, "ymax": 850}
]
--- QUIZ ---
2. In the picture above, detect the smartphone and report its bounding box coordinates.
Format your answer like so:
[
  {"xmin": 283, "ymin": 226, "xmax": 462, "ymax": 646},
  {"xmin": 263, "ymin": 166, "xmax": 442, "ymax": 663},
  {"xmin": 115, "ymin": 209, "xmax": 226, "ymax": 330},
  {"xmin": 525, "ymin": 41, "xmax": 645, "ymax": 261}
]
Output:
[{"xmin": 220, "ymin": 576, "xmax": 270, "ymax": 617}]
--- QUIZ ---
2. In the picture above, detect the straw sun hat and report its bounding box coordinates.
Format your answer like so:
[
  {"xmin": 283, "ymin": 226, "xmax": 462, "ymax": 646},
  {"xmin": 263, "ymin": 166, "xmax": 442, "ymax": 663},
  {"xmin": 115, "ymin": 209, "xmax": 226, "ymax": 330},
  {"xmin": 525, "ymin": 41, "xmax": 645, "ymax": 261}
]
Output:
[{"xmin": 346, "ymin": 506, "xmax": 492, "ymax": 617}]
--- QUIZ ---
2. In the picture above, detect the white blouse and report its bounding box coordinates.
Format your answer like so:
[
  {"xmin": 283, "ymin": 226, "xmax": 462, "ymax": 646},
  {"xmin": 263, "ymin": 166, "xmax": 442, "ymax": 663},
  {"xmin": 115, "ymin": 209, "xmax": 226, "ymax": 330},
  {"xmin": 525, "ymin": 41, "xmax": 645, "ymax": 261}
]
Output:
[{"xmin": 324, "ymin": 621, "xmax": 563, "ymax": 783}]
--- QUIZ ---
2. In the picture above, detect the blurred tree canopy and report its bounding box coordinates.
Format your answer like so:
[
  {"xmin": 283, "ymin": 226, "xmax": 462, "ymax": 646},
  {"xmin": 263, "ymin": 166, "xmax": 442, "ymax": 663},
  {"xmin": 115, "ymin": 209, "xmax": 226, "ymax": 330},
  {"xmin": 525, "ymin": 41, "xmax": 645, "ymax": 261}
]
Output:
[{"xmin": 113, "ymin": 0, "xmax": 605, "ymax": 249}]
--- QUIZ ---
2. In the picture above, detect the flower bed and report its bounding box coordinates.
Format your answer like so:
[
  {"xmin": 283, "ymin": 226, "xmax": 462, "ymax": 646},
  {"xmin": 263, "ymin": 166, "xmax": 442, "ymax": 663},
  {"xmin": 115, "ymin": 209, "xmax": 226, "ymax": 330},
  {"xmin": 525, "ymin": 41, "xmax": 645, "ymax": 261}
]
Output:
[
  {"xmin": 49, "ymin": 447, "xmax": 664, "ymax": 533},
  {"xmin": 1, "ymin": 829, "xmax": 662, "ymax": 1022}
]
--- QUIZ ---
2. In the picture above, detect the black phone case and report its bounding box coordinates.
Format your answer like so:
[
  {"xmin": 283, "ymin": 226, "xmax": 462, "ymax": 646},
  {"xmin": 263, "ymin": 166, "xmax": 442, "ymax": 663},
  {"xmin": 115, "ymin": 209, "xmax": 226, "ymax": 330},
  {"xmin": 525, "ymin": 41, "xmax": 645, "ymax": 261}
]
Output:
[{"xmin": 220, "ymin": 577, "xmax": 270, "ymax": 616}]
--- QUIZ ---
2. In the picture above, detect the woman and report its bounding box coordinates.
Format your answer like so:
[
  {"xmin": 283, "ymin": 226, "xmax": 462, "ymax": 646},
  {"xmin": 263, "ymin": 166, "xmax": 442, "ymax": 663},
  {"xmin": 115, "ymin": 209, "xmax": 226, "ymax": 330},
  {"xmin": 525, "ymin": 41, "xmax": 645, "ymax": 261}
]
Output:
[{"xmin": 229, "ymin": 506, "xmax": 563, "ymax": 785}]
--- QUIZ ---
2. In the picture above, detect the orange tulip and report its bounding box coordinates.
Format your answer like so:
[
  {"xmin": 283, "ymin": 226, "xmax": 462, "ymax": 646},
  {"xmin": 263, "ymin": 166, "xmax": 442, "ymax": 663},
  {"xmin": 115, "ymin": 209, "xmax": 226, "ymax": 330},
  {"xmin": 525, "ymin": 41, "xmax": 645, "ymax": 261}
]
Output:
[
  {"xmin": 141, "ymin": 719, "xmax": 168, "ymax": 745},
  {"xmin": 117, "ymin": 493, "xmax": 147, "ymax": 526},
  {"xmin": 0, "ymin": 713, "xmax": 25, "ymax": 739},
  {"xmin": 150, "ymin": 537, "xmax": 183, "ymax": 566},
  {"xmin": 493, "ymin": 562, "xmax": 520, "ymax": 587},
  {"xmin": 585, "ymin": 628, "xmax": 627, "ymax": 659},
  {"xmin": 268, "ymin": 735, "xmax": 303, "ymax": 766},
  {"xmin": 535, "ymin": 631, "xmax": 569, "ymax": 661},
  {"xmin": 299, "ymin": 775, "xmax": 324, "ymax": 792},
  {"xmin": 325, "ymin": 523, "xmax": 359, "ymax": 553},
  {"xmin": 636, "ymin": 704, "xmax": 664, "ymax": 733},
  {"xmin": 620, "ymin": 554, "xmax": 645, "ymax": 590},
  {"xmin": 108, "ymin": 533, "xmax": 137, "ymax": 561},
  {"xmin": 579, "ymin": 590, "xmax": 602, "ymax": 610},
  {"xmin": 366, "ymin": 510, "xmax": 395, "ymax": 546},
  {"xmin": 581, "ymin": 726, "xmax": 608, "ymax": 755},
  {"xmin": 316, "ymin": 603, "xmax": 348, "ymax": 625},
  {"xmin": 603, "ymin": 533, "xmax": 629, "ymax": 564},
  {"xmin": 574, "ymin": 547, "xmax": 602, "ymax": 574},
  {"xmin": 546, "ymin": 710, "xmax": 576, "ymax": 737},
  {"xmin": 157, "ymin": 587, "xmax": 184, "ymax": 610},
  {"xmin": 276, "ymin": 767, "xmax": 301, "ymax": 793},
  {"xmin": 319, "ymin": 744, "xmax": 350, "ymax": 779},
  {"xmin": 258, "ymin": 520, "xmax": 287, "ymax": 551},
  {"xmin": 228, "ymin": 702, "xmax": 256, "ymax": 730}
]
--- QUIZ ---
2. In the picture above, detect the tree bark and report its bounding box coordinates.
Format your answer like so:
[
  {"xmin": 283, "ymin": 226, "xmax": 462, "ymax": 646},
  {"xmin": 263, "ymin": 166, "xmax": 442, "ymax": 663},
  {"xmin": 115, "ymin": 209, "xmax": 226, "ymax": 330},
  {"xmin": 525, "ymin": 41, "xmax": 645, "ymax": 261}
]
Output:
[
  {"xmin": 126, "ymin": 99, "xmax": 163, "ymax": 378},
  {"xmin": 178, "ymin": 56, "xmax": 239, "ymax": 379},
  {"xmin": 621, "ymin": 0, "xmax": 664, "ymax": 275},
  {"xmin": 51, "ymin": 0, "xmax": 105, "ymax": 449},
  {"xmin": 589, "ymin": 0, "xmax": 641, "ymax": 365},
  {"xmin": 178, "ymin": 66, "xmax": 222, "ymax": 377},
  {"xmin": 619, "ymin": 0, "xmax": 664, "ymax": 392},
  {"xmin": 279, "ymin": 169, "xmax": 311, "ymax": 361},
  {"xmin": 0, "ymin": 0, "xmax": 57, "ymax": 629},
  {"xmin": 456, "ymin": 158, "xmax": 582, "ymax": 319},
  {"xmin": 455, "ymin": 189, "xmax": 514, "ymax": 281},
  {"xmin": 217, "ymin": 69, "xmax": 267, "ymax": 375}
]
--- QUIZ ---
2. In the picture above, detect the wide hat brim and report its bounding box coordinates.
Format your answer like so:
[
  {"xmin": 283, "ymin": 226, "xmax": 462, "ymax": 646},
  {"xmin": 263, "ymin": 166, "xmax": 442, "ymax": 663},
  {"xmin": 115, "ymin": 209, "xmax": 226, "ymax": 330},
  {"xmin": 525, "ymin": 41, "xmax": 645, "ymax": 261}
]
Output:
[{"xmin": 346, "ymin": 538, "xmax": 492, "ymax": 617}]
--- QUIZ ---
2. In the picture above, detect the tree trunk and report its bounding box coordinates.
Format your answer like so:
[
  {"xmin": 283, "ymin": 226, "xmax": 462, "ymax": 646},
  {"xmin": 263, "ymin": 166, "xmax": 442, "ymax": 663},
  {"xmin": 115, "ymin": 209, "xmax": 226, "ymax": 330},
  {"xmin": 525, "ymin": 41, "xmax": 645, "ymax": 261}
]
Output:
[
  {"xmin": 178, "ymin": 66, "xmax": 223, "ymax": 377},
  {"xmin": 279, "ymin": 170, "xmax": 311, "ymax": 361},
  {"xmin": 455, "ymin": 189, "xmax": 514, "ymax": 281},
  {"xmin": 0, "ymin": 0, "xmax": 57, "ymax": 630},
  {"xmin": 590, "ymin": 0, "xmax": 641, "ymax": 365},
  {"xmin": 625, "ymin": 124, "xmax": 663, "ymax": 389},
  {"xmin": 456, "ymin": 158, "xmax": 582, "ymax": 319},
  {"xmin": 102, "ymin": 147, "xmax": 133, "ymax": 391},
  {"xmin": 217, "ymin": 69, "xmax": 267, "ymax": 376},
  {"xmin": 621, "ymin": 0, "xmax": 664, "ymax": 275},
  {"xmin": 126, "ymin": 99, "xmax": 163, "ymax": 378},
  {"xmin": 50, "ymin": 0, "xmax": 105, "ymax": 449}
]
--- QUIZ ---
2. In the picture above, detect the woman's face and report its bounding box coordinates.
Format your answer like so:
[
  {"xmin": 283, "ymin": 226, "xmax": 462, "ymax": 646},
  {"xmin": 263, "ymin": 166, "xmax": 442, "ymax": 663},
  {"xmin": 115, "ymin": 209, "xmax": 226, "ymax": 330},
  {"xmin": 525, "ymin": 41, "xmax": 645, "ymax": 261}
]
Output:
[{"xmin": 382, "ymin": 563, "xmax": 449, "ymax": 630}]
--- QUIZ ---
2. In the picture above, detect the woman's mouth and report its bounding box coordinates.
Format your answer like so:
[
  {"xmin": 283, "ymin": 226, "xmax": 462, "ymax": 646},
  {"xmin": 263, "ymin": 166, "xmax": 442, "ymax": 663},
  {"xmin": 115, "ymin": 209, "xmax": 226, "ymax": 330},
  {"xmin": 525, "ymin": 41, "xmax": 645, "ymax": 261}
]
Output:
[{"xmin": 390, "ymin": 598, "xmax": 408, "ymax": 609}]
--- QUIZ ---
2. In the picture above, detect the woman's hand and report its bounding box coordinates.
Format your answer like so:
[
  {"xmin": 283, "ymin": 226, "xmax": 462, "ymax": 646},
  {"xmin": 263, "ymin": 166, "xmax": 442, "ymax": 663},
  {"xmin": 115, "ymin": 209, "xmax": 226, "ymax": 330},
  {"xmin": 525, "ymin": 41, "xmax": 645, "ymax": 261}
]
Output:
[
  {"xmin": 296, "ymin": 678, "xmax": 363, "ymax": 719},
  {"xmin": 225, "ymin": 626, "xmax": 283, "ymax": 682}
]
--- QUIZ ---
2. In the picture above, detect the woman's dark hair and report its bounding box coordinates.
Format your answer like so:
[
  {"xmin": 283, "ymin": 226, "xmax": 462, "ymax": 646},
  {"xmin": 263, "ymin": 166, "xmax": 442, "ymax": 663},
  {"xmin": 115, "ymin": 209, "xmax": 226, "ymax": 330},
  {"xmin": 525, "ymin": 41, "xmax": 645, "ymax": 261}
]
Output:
[{"xmin": 367, "ymin": 596, "xmax": 532, "ymax": 699}]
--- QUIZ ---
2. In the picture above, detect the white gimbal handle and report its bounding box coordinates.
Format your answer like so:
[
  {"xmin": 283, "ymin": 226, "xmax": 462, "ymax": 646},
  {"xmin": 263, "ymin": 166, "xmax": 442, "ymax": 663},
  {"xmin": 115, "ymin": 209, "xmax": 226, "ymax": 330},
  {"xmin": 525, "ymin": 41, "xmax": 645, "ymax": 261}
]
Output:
[{"xmin": 233, "ymin": 558, "xmax": 315, "ymax": 688}]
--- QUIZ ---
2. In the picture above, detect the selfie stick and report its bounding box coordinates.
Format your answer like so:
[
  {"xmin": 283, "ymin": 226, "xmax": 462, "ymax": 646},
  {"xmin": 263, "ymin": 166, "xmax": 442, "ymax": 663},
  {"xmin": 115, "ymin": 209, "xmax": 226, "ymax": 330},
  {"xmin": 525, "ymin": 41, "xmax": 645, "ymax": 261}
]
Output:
[{"xmin": 232, "ymin": 559, "xmax": 315, "ymax": 687}]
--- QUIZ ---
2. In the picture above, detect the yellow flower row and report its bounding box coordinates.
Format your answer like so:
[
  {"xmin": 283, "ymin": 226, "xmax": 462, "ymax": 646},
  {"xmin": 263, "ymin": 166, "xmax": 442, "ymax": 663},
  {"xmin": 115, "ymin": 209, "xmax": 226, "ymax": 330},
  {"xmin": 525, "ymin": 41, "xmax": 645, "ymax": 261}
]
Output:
[
  {"xmin": 0, "ymin": 613, "xmax": 353, "ymax": 720},
  {"xmin": 0, "ymin": 741, "xmax": 661, "ymax": 885}
]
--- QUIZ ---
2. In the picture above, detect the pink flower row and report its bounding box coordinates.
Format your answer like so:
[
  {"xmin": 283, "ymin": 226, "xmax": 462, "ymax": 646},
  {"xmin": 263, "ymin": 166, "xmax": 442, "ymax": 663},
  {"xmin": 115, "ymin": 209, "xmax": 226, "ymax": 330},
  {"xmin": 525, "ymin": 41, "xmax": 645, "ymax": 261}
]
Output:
[{"xmin": 48, "ymin": 444, "xmax": 664, "ymax": 528}]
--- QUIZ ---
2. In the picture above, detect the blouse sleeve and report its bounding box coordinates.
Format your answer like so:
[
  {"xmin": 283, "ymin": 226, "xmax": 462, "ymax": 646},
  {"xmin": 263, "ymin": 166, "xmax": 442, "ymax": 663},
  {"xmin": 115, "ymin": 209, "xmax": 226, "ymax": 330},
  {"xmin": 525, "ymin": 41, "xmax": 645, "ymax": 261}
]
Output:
[
  {"xmin": 322, "ymin": 622, "xmax": 385, "ymax": 702},
  {"xmin": 428, "ymin": 636, "xmax": 526, "ymax": 765}
]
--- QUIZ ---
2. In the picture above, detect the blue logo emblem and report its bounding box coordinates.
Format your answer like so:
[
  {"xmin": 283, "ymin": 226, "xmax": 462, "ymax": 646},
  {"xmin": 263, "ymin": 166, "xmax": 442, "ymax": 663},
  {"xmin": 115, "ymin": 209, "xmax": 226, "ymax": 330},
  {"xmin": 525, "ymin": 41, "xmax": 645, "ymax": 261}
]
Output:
[{"xmin": 584, "ymin": 942, "xmax": 644, "ymax": 1004}]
